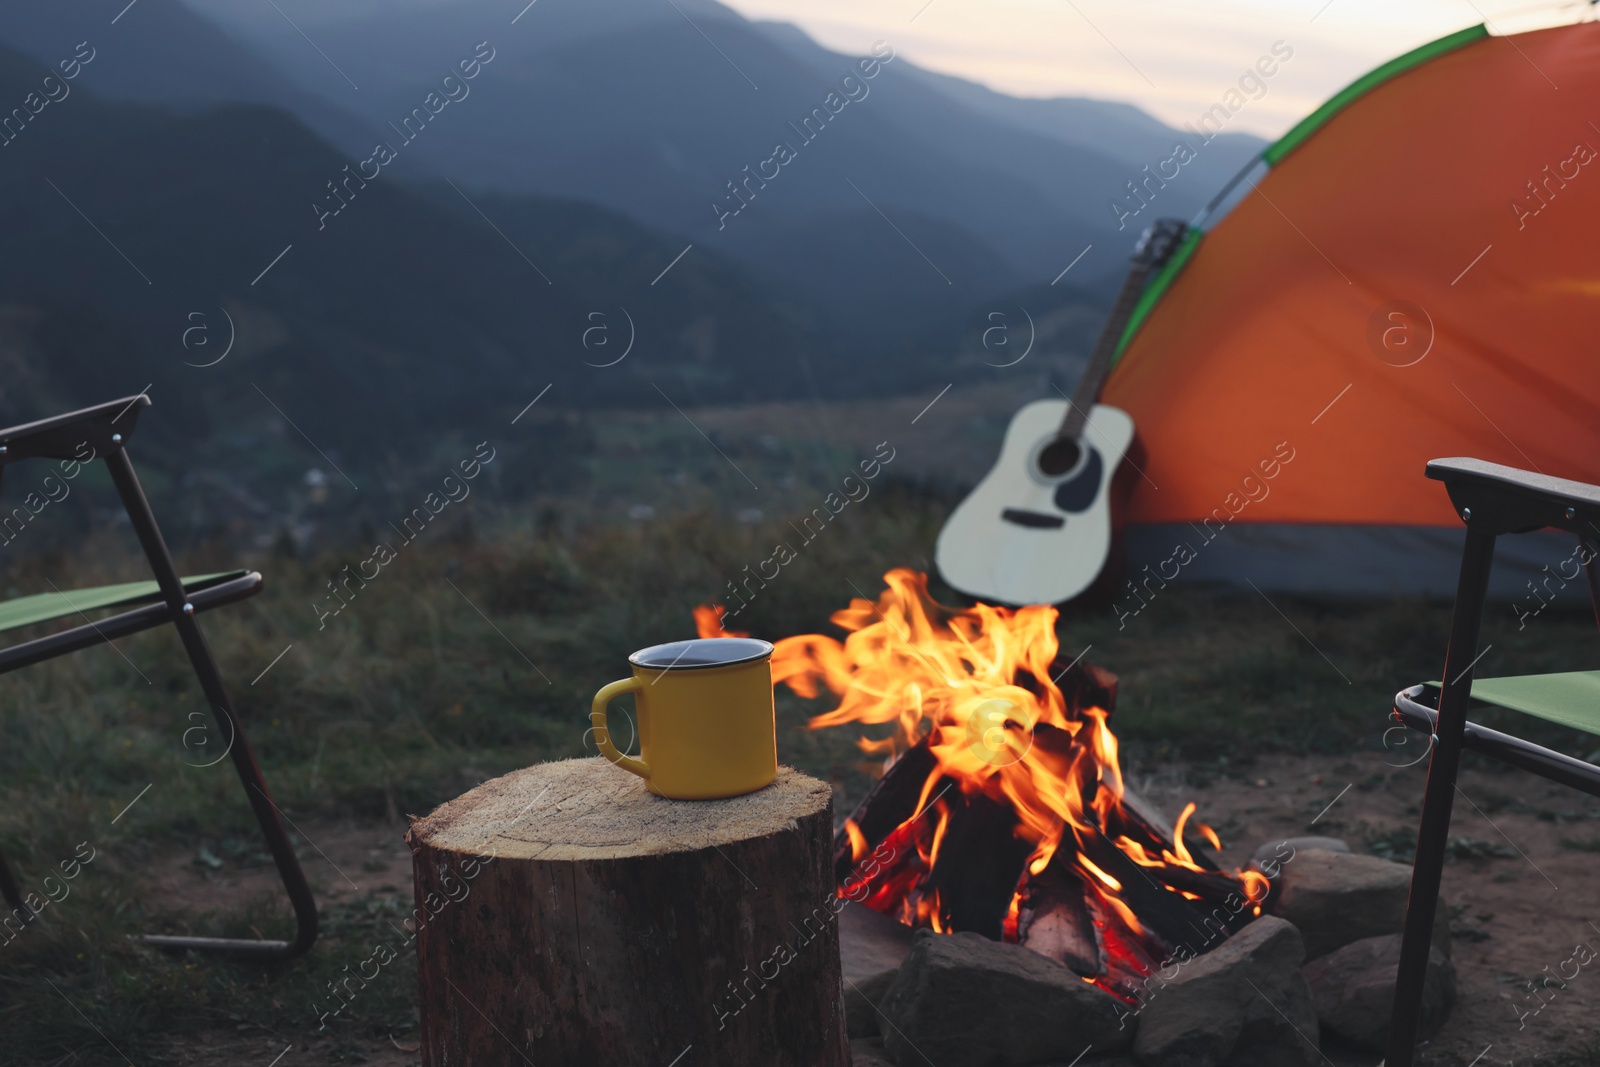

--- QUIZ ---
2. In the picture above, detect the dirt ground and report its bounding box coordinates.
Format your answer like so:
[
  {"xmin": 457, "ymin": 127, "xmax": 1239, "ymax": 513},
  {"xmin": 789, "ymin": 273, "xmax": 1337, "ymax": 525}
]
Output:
[
  {"xmin": 142, "ymin": 820, "xmax": 422, "ymax": 1067},
  {"xmin": 146, "ymin": 1033, "xmax": 419, "ymax": 1067},
  {"xmin": 146, "ymin": 822, "xmax": 416, "ymax": 928},
  {"xmin": 137, "ymin": 747, "xmax": 1600, "ymax": 1067},
  {"xmin": 1139, "ymin": 749, "xmax": 1600, "ymax": 1067}
]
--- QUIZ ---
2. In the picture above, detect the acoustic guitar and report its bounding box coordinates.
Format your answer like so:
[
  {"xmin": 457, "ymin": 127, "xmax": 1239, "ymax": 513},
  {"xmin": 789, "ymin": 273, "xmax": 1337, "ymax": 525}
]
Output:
[{"xmin": 935, "ymin": 218, "xmax": 1188, "ymax": 606}]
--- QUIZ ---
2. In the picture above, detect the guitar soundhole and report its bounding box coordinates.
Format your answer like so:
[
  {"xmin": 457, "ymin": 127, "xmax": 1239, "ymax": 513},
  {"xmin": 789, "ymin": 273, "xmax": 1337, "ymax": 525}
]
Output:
[{"xmin": 1037, "ymin": 439, "xmax": 1082, "ymax": 478}]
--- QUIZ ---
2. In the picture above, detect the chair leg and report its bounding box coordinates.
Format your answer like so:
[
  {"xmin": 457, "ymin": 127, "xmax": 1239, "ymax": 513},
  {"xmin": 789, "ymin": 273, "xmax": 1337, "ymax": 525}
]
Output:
[
  {"xmin": 1387, "ymin": 529, "xmax": 1495, "ymax": 1067},
  {"xmin": 1386, "ymin": 721, "xmax": 1461, "ymax": 1066},
  {"xmin": 104, "ymin": 448, "xmax": 317, "ymax": 960},
  {"xmin": 1581, "ymin": 534, "xmax": 1600, "ymax": 643}
]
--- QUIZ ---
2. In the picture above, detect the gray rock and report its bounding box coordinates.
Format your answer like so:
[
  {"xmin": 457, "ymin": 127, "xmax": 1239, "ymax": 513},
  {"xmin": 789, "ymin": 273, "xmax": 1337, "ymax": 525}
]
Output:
[
  {"xmin": 1132, "ymin": 916, "xmax": 1320, "ymax": 1067},
  {"xmin": 851, "ymin": 1036, "xmax": 895, "ymax": 1067},
  {"xmin": 840, "ymin": 903, "xmax": 915, "ymax": 982},
  {"xmin": 1270, "ymin": 850, "xmax": 1449, "ymax": 959},
  {"xmin": 1304, "ymin": 933, "xmax": 1455, "ymax": 1052},
  {"xmin": 1250, "ymin": 837, "xmax": 1349, "ymax": 874},
  {"xmin": 845, "ymin": 968, "xmax": 898, "ymax": 1039},
  {"xmin": 878, "ymin": 929, "xmax": 1129, "ymax": 1066}
]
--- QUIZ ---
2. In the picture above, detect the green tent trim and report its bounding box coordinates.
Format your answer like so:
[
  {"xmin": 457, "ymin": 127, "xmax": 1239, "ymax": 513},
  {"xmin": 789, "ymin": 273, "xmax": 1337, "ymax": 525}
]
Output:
[
  {"xmin": 1106, "ymin": 23, "xmax": 1491, "ymax": 371},
  {"xmin": 1263, "ymin": 24, "xmax": 1488, "ymax": 166},
  {"xmin": 1112, "ymin": 226, "xmax": 1205, "ymax": 362}
]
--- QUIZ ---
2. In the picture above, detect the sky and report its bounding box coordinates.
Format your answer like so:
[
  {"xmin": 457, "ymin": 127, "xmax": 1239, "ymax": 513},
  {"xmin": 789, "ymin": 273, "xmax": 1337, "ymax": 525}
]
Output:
[
  {"xmin": 193, "ymin": 0, "xmax": 1593, "ymax": 140},
  {"xmin": 713, "ymin": 0, "xmax": 1590, "ymax": 137}
]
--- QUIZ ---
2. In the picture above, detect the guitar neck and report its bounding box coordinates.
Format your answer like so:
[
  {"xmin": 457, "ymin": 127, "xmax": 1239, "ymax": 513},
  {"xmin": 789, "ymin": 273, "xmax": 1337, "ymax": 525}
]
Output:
[{"xmin": 1057, "ymin": 262, "xmax": 1154, "ymax": 441}]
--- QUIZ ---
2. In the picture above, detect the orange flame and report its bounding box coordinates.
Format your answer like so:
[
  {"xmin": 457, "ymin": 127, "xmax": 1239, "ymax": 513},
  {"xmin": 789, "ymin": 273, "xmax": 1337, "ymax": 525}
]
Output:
[
  {"xmin": 771, "ymin": 570, "xmax": 1124, "ymax": 880},
  {"xmin": 843, "ymin": 819, "xmax": 868, "ymax": 863},
  {"xmin": 693, "ymin": 603, "xmax": 749, "ymax": 638},
  {"xmin": 758, "ymin": 569, "xmax": 1265, "ymax": 981}
]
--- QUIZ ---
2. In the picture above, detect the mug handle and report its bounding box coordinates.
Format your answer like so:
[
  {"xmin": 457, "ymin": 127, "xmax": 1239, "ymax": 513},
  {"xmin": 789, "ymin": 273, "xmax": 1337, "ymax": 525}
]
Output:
[{"xmin": 591, "ymin": 677, "xmax": 650, "ymax": 779}]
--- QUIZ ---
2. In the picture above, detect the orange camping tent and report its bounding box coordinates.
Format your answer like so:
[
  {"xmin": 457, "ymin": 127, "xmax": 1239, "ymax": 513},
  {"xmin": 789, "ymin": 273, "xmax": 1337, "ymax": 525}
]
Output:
[{"xmin": 1103, "ymin": 21, "xmax": 1599, "ymax": 598}]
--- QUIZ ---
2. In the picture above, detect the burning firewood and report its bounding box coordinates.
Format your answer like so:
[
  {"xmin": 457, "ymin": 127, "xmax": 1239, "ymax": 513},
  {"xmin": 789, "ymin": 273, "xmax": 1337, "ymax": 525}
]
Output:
[{"xmin": 763, "ymin": 569, "xmax": 1269, "ymax": 1002}]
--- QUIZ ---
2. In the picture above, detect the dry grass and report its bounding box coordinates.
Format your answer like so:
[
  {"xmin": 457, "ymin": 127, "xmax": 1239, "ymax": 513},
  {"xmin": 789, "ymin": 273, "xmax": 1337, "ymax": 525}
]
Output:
[{"xmin": 0, "ymin": 485, "xmax": 1593, "ymax": 1063}]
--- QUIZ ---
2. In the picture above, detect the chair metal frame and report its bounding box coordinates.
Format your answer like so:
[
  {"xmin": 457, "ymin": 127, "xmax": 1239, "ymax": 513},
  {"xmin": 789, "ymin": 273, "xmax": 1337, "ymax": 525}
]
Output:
[
  {"xmin": 1385, "ymin": 457, "xmax": 1600, "ymax": 1066},
  {"xmin": 0, "ymin": 394, "xmax": 316, "ymax": 960}
]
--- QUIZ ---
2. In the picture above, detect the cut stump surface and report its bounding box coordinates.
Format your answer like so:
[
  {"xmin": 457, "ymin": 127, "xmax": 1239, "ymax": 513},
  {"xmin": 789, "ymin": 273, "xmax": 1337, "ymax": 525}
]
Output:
[{"xmin": 408, "ymin": 757, "xmax": 849, "ymax": 1067}]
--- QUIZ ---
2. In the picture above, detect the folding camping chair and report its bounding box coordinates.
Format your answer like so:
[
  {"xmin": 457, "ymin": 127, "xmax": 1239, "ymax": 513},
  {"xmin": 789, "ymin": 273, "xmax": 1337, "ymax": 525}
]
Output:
[
  {"xmin": 1385, "ymin": 458, "xmax": 1600, "ymax": 1065},
  {"xmin": 0, "ymin": 394, "xmax": 316, "ymax": 959}
]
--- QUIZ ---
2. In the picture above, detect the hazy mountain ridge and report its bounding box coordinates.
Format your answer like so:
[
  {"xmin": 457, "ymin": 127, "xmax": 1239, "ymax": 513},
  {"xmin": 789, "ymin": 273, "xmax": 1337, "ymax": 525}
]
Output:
[
  {"xmin": 174, "ymin": 0, "xmax": 1264, "ymax": 296},
  {"xmin": 0, "ymin": 0, "xmax": 375, "ymax": 153},
  {"xmin": 0, "ymin": 0, "xmax": 1261, "ymax": 511},
  {"xmin": 0, "ymin": 43, "xmax": 842, "ymax": 479}
]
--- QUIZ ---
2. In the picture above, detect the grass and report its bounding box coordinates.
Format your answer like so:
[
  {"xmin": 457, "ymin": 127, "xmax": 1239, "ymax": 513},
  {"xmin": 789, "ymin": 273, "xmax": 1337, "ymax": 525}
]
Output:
[
  {"xmin": 1555, "ymin": 1040, "xmax": 1600, "ymax": 1066},
  {"xmin": 0, "ymin": 480, "xmax": 1595, "ymax": 1063},
  {"xmin": 1559, "ymin": 835, "xmax": 1600, "ymax": 852},
  {"xmin": 1366, "ymin": 830, "xmax": 1518, "ymax": 865}
]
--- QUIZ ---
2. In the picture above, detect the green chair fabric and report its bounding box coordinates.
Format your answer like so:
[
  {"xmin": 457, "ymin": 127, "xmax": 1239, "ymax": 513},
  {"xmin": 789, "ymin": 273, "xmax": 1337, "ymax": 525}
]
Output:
[
  {"xmin": 0, "ymin": 395, "xmax": 315, "ymax": 960},
  {"xmin": 0, "ymin": 570, "xmax": 246, "ymax": 634},
  {"xmin": 1390, "ymin": 457, "xmax": 1600, "ymax": 1067},
  {"xmin": 1425, "ymin": 670, "xmax": 1600, "ymax": 737}
]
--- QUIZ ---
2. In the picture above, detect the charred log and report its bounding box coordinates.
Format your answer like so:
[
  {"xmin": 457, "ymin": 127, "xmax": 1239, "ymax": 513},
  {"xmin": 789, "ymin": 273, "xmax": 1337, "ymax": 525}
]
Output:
[
  {"xmin": 827, "ymin": 651, "xmax": 1250, "ymax": 984},
  {"xmin": 1015, "ymin": 862, "xmax": 1104, "ymax": 977},
  {"xmin": 1072, "ymin": 823, "xmax": 1244, "ymax": 953},
  {"xmin": 831, "ymin": 658, "xmax": 1114, "ymax": 877},
  {"xmin": 833, "ymin": 741, "xmax": 938, "ymax": 883},
  {"xmin": 922, "ymin": 787, "xmax": 1035, "ymax": 940}
]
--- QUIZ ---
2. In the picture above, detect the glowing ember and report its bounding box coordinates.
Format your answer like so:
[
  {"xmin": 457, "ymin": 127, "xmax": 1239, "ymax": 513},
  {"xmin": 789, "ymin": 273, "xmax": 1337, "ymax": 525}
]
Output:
[{"xmin": 697, "ymin": 568, "xmax": 1269, "ymax": 1001}]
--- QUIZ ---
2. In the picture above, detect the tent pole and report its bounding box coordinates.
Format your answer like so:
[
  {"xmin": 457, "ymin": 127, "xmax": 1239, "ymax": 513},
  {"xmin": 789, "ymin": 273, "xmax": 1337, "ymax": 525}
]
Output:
[{"xmin": 1189, "ymin": 152, "xmax": 1266, "ymax": 229}]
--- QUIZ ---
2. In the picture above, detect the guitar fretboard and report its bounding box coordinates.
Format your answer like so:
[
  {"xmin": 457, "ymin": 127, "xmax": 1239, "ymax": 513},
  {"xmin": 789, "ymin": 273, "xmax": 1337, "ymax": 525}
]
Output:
[
  {"xmin": 1056, "ymin": 219, "xmax": 1187, "ymax": 443},
  {"xmin": 1057, "ymin": 263, "xmax": 1157, "ymax": 441}
]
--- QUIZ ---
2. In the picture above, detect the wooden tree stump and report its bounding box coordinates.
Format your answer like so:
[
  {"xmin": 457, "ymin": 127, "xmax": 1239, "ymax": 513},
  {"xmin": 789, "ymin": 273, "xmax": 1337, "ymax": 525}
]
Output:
[{"xmin": 407, "ymin": 757, "xmax": 850, "ymax": 1067}]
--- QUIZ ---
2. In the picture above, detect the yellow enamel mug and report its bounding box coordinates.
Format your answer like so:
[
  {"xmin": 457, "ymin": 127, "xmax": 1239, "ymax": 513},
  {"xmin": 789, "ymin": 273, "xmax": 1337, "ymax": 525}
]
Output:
[{"xmin": 590, "ymin": 637, "xmax": 778, "ymax": 799}]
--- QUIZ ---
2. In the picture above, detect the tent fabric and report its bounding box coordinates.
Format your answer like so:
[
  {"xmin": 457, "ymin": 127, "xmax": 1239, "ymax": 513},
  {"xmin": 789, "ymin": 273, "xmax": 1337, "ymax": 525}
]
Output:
[
  {"xmin": 1102, "ymin": 21, "xmax": 1600, "ymax": 531},
  {"xmin": 1123, "ymin": 523, "xmax": 1574, "ymax": 601},
  {"xmin": 1260, "ymin": 24, "xmax": 1488, "ymax": 167}
]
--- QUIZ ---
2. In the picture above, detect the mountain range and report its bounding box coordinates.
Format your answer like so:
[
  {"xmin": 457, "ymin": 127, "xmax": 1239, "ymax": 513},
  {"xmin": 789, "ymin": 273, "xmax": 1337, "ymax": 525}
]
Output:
[{"xmin": 0, "ymin": 0, "xmax": 1266, "ymax": 518}]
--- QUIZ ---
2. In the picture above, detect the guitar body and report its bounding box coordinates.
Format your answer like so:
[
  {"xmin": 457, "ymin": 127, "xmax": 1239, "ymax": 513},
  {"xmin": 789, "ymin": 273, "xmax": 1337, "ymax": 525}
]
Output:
[{"xmin": 936, "ymin": 400, "xmax": 1134, "ymax": 606}]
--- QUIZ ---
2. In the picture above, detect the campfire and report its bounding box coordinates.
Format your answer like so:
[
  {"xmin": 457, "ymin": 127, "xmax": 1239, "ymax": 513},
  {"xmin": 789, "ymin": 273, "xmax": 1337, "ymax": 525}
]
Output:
[{"xmin": 698, "ymin": 570, "xmax": 1268, "ymax": 1004}]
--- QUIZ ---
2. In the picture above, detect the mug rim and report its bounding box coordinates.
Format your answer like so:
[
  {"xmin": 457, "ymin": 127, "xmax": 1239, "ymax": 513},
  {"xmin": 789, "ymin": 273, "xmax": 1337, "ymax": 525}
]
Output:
[{"xmin": 629, "ymin": 637, "xmax": 775, "ymax": 672}]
